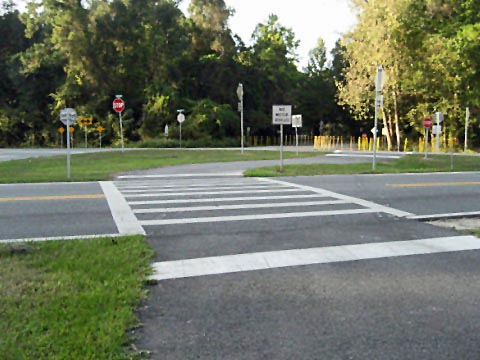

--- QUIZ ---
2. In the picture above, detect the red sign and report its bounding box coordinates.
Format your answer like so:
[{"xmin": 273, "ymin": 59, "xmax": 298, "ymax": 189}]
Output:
[
  {"xmin": 113, "ymin": 98, "xmax": 125, "ymax": 113},
  {"xmin": 423, "ymin": 117, "xmax": 432, "ymax": 128}
]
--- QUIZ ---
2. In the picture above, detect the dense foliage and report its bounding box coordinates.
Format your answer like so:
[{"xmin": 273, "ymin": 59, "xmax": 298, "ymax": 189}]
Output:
[
  {"xmin": 338, "ymin": 0, "xmax": 480, "ymax": 150},
  {"xmin": 0, "ymin": 0, "xmax": 479, "ymax": 148},
  {"xmin": 0, "ymin": 0, "xmax": 345, "ymax": 147}
]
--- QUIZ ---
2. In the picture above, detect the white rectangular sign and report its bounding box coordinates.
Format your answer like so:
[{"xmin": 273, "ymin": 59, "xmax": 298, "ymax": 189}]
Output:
[
  {"xmin": 272, "ymin": 105, "xmax": 292, "ymax": 125},
  {"xmin": 432, "ymin": 125, "xmax": 442, "ymax": 135},
  {"xmin": 292, "ymin": 114, "xmax": 302, "ymax": 128}
]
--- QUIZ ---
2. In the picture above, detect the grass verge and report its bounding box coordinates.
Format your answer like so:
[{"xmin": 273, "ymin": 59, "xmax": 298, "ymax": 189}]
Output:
[
  {"xmin": 0, "ymin": 149, "xmax": 323, "ymax": 183},
  {"xmin": 244, "ymin": 154, "xmax": 480, "ymax": 177},
  {"xmin": 0, "ymin": 236, "xmax": 154, "ymax": 359}
]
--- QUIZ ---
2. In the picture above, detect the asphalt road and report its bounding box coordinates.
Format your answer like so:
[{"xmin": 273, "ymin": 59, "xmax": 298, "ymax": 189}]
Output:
[
  {"xmin": 108, "ymin": 170, "xmax": 480, "ymax": 360},
  {"xmin": 0, "ymin": 182, "xmax": 118, "ymax": 241},
  {"xmin": 1, "ymin": 156, "xmax": 480, "ymax": 359},
  {"xmin": 0, "ymin": 148, "xmax": 129, "ymax": 162}
]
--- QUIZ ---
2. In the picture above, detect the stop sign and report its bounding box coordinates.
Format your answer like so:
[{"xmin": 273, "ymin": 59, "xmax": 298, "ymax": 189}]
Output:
[
  {"xmin": 423, "ymin": 117, "xmax": 432, "ymax": 128},
  {"xmin": 113, "ymin": 98, "xmax": 125, "ymax": 113}
]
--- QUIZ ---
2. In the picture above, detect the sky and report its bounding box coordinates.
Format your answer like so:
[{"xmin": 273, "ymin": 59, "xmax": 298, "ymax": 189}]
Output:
[{"xmin": 181, "ymin": 0, "xmax": 358, "ymax": 69}]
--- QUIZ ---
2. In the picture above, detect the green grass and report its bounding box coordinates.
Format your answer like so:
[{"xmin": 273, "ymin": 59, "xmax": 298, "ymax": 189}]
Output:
[
  {"xmin": 0, "ymin": 236, "xmax": 154, "ymax": 359},
  {"xmin": 244, "ymin": 154, "xmax": 480, "ymax": 177},
  {"xmin": 0, "ymin": 149, "xmax": 324, "ymax": 183}
]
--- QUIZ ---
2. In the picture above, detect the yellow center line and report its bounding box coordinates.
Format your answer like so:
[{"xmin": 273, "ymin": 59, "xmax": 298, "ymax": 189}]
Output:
[
  {"xmin": 0, "ymin": 194, "xmax": 106, "ymax": 202},
  {"xmin": 387, "ymin": 181, "xmax": 480, "ymax": 188}
]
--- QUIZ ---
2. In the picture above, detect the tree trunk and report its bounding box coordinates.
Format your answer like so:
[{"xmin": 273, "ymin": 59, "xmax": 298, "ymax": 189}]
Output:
[
  {"xmin": 393, "ymin": 89, "xmax": 401, "ymax": 152},
  {"xmin": 381, "ymin": 109, "xmax": 392, "ymax": 151}
]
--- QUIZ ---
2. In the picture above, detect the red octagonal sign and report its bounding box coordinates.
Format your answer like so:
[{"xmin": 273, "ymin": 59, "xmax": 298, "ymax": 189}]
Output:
[
  {"xmin": 423, "ymin": 117, "xmax": 432, "ymax": 128},
  {"xmin": 113, "ymin": 98, "xmax": 125, "ymax": 113}
]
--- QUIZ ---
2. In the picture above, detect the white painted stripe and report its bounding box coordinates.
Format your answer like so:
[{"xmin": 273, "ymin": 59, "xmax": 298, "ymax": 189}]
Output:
[
  {"xmin": 114, "ymin": 181, "xmax": 265, "ymax": 190},
  {"xmin": 134, "ymin": 200, "xmax": 348, "ymax": 214},
  {"xmin": 258, "ymin": 178, "xmax": 414, "ymax": 217},
  {"xmin": 128, "ymin": 194, "xmax": 328, "ymax": 206},
  {"xmin": 150, "ymin": 235, "xmax": 480, "ymax": 281},
  {"xmin": 140, "ymin": 208, "xmax": 375, "ymax": 226},
  {"xmin": 120, "ymin": 184, "xmax": 288, "ymax": 194},
  {"xmin": 124, "ymin": 188, "xmax": 304, "ymax": 198},
  {"xmin": 99, "ymin": 181, "xmax": 146, "ymax": 235},
  {"xmin": 326, "ymin": 153, "xmax": 401, "ymax": 159},
  {"xmin": 117, "ymin": 172, "xmax": 243, "ymax": 179},
  {"xmin": 0, "ymin": 233, "xmax": 123, "ymax": 244},
  {"xmin": 408, "ymin": 211, "xmax": 480, "ymax": 220},
  {"xmin": 114, "ymin": 178, "xmax": 264, "ymax": 186}
]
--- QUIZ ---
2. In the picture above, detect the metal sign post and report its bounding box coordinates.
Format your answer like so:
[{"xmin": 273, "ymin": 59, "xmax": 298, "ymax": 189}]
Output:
[
  {"xmin": 373, "ymin": 65, "xmax": 384, "ymax": 171},
  {"xmin": 113, "ymin": 95, "xmax": 125, "ymax": 151},
  {"xmin": 177, "ymin": 110, "xmax": 185, "ymax": 148},
  {"xmin": 272, "ymin": 105, "xmax": 292, "ymax": 172},
  {"xmin": 237, "ymin": 83, "xmax": 245, "ymax": 154},
  {"xmin": 58, "ymin": 127, "xmax": 65, "ymax": 148},
  {"xmin": 292, "ymin": 115, "xmax": 302, "ymax": 156},
  {"xmin": 423, "ymin": 118, "xmax": 432, "ymax": 159},
  {"xmin": 465, "ymin": 107, "xmax": 470, "ymax": 152},
  {"xmin": 97, "ymin": 125, "xmax": 104, "ymax": 148},
  {"xmin": 60, "ymin": 108, "xmax": 77, "ymax": 178},
  {"xmin": 435, "ymin": 112, "xmax": 444, "ymax": 151}
]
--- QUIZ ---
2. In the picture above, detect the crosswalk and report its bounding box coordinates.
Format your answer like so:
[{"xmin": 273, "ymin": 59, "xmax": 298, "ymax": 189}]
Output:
[
  {"xmin": 107, "ymin": 174, "xmax": 479, "ymax": 282},
  {"xmin": 111, "ymin": 175, "xmax": 412, "ymax": 230}
]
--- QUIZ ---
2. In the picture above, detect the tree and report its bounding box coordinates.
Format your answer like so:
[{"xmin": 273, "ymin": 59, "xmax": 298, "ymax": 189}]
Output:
[{"xmin": 246, "ymin": 14, "xmax": 301, "ymax": 135}]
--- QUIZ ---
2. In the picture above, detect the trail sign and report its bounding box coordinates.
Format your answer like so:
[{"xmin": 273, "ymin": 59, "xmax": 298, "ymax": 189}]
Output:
[
  {"xmin": 272, "ymin": 105, "xmax": 292, "ymax": 125},
  {"xmin": 97, "ymin": 125, "xmax": 104, "ymax": 133},
  {"xmin": 113, "ymin": 98, "xmax": 125, "ymax": 113},
  {"xmin": 423, "ymin": 118, "xmax": 433, "ymax": 128},
  {"xmin": 58, "ymin": 127, "xmax": 65, "ymax": 134}
]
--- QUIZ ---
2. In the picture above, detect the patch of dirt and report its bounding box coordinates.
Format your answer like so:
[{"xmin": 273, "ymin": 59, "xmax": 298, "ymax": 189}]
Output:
[{"xmin": 428, "ymin": 217, "xmax": 480, "ymax": 231}]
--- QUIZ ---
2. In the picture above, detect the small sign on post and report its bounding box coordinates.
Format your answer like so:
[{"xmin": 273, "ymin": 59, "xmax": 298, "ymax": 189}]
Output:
[
  {"xmin": 113, "ymin": 96, "xmax": 125, "ymax": 151},
  {"xmin": 292, "ymin": 115, "xmax": 302, "ymax": 155},
  {"xmin": 97, "ymin": 125, "xmax": 104, "ymax": 148},
  {"xmin": 434, "ymin": 111, "xmax": 444, "ymax": 151},
  {"xmin": 177, "ymin": 110, "xmax": 185, "ymax": 148},
  {"xmin": 60, "ymin": 108, "xmax": 77, "ymax": 178},
  {"xmin": 273, "ymin": 105, "xmax": 292, "ymax": 171},
  {"xmin": 423, "ymin": 117, "xmax": 432, "ymax": 159},
  {"xmin": 58, "ymin": 127, "xmax": 65, "ymax": 148},
  {"xmin": 77, "ymin": 117, "xmax": 93, "ymax": 148}
]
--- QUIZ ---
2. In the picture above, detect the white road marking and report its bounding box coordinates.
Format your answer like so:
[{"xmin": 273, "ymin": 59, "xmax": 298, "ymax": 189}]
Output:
[
  {"xmin": 134, "ymin": 200, "xmax": 349, "ymax": 214},
  {"xmin": 150, "ymin": 235, "xmax": 480, "ymax": 281},
  {"xmin": 408, "ymin": 211, "xmax": 480, "ymax": 220},
  {"xmin": 120, "ymin": 184, "xmax": 288, "ymax": 194},
  {"xmin": 114, "ymin": 181, "xmax": 267, "ymax": 190},
  {"xmin": 99, "ymin": 181, "xmax": 146, "ymax": 235},
  {"xmin": 0, "ymin": 233, "xmax": 123, "ymax": 244},
  {"xmin": 124, "ymin": 188, "xmax": 305, "ymax": 198},
  {"xmin": 117, "ymin": 172, "xmax": 243, "ymax": 179},
  {"xmin": 258, "ymin": 178, "xmax": 413, "ymax": 217},
  {"xmin": 140, "ymin": 208, "xmax": 376, "ymax": 226},
  {"xmin": 128, "ymin": 194, "xmax": 329, "ymax": 206},
  {"xmin": 326, "ymin": 153, "xmax": 402, "ymax": 159}
]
